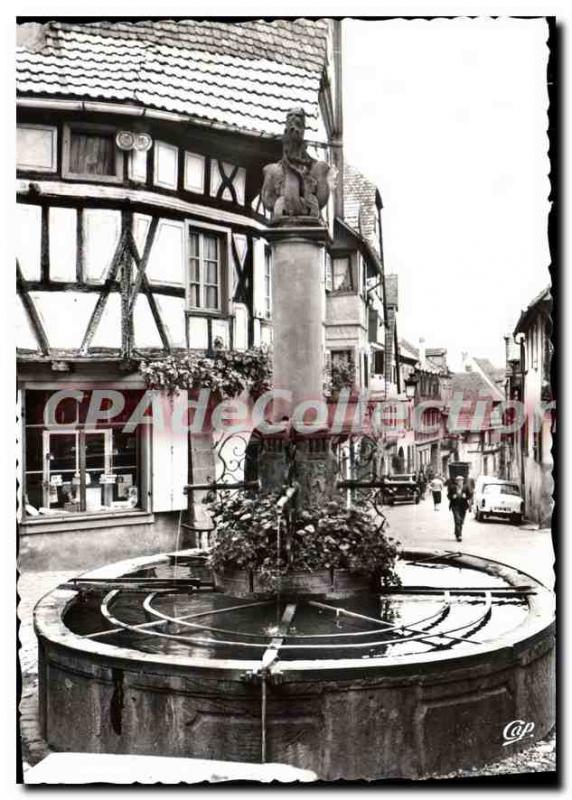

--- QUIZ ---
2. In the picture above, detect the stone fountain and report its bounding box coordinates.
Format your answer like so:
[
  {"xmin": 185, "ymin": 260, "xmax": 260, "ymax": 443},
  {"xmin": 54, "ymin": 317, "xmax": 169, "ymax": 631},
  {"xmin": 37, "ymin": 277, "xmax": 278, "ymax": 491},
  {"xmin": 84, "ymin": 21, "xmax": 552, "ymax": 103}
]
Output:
[{"xmin": 33, "ymin": 110, "xmax": 555, "ymax": 780}]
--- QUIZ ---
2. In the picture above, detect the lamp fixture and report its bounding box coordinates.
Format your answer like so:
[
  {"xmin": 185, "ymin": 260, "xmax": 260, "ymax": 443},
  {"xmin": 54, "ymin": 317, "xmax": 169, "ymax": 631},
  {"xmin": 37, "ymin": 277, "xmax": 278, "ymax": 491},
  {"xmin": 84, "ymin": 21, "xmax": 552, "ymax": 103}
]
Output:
[{"xmin": 116, "ymin": 131, "xmax": 153, "ymax": 152}]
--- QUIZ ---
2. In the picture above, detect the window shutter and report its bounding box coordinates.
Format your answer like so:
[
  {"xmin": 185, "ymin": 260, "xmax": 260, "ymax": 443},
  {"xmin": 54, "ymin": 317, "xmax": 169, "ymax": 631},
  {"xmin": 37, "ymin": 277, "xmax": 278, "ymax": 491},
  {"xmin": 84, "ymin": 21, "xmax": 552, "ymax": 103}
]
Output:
[{"xmin": 152, "ymin": 392, "xmax": 189, "ymax": 512}]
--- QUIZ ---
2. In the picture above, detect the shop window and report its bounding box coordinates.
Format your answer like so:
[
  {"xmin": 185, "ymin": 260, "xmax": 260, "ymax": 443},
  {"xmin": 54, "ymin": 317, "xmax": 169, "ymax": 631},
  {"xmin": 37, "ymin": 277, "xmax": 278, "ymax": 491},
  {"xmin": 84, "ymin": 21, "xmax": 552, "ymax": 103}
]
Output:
[
  {"xmin": 23, "ymin": 390, "xmax": 147, "ymax": 519},
  {"xmin": 63, "ymin": 125, "xmax": 124, "ymax": 182},
  {"xmin": 188, "ymin": 228, "xmax": 224, "ymax": 311}
]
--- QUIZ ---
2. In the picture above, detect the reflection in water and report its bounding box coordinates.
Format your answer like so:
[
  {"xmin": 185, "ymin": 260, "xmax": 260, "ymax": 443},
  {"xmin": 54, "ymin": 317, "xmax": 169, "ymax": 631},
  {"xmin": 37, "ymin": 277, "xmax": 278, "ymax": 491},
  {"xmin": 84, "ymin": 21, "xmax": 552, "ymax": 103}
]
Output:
[{"xmin": 64, "ymin": 558, "xmax": 529, "ymax": 662}]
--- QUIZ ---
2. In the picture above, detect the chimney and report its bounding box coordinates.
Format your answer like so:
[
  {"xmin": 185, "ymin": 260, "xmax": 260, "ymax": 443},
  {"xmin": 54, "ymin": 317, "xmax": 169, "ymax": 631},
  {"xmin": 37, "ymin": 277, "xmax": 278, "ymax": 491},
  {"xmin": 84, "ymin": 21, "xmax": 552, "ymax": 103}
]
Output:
[
  {"xmin": 461, "ymin": 351, "xmax": 472, "ymax": 372},
  {"xmin": 17, "ymin": 22, "xmax": 46, "ymax": 51}
]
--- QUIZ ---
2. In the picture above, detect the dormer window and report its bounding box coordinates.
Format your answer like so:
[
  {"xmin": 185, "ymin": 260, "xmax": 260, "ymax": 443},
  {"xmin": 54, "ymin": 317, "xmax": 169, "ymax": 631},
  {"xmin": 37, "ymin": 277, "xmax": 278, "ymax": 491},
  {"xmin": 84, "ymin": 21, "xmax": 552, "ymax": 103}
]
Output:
[{"xmin": 62, "ymin": 124, "xmax": 124, "ymax": 182}]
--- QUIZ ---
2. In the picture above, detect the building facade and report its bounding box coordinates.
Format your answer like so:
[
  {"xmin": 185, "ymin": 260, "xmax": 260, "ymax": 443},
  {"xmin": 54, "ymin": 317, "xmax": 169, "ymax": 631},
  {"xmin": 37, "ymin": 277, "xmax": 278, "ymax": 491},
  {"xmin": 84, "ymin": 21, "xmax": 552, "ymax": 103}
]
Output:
[
  {"xmin": 506, "ymin": 287, "xmax": 553, "ymax": 526},
  {"xmin": 16, "ymin": 19, "xmax": 343, "ymax": 568}
]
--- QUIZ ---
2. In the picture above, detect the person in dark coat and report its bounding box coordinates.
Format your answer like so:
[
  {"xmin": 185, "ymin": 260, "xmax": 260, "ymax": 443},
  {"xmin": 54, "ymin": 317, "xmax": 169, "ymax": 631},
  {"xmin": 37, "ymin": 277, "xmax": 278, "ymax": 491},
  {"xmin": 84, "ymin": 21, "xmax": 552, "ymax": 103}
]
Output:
[{"xmin": 448, "ymin": 476, "xmax": 472, "ymax": 541}]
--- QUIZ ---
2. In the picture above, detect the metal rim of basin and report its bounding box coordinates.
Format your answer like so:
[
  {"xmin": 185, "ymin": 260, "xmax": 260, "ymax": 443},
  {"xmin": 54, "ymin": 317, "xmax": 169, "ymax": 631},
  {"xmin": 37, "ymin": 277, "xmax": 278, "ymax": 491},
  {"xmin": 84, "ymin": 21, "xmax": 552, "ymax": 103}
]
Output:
[{"xmin": 33, "ymin": 548, "xmax": 555, "ymax": 681}]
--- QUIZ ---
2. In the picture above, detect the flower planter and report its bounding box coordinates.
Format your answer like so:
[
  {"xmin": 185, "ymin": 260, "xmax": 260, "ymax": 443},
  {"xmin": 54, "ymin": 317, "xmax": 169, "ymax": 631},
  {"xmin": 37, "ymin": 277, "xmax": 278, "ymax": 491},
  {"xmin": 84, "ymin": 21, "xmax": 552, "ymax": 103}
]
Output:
[{"xmin": 213, "ymin": 567, "xmax": 372, "ymax": 598}]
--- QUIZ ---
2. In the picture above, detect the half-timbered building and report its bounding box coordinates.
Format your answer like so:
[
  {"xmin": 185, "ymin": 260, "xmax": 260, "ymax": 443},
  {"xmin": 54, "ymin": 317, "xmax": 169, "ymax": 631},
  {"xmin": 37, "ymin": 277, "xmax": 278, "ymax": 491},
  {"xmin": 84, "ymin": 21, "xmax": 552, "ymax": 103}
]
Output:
[{"xmin": 16, "ymin": 18, "xmax": 397, "ymax": 568}]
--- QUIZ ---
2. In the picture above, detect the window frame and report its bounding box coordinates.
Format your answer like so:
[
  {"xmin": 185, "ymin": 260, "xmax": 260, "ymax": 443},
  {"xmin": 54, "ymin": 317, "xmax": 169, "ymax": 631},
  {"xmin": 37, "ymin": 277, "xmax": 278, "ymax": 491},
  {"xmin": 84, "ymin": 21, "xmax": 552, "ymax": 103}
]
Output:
[
  {"xmin": 21, "ymin": 386, "xmax": 151, "ymax": 523},
  {"xmin": 62, "ymin": 123, "xmax": 124, "ymax": 183},
  {"xmin": 17, "ymin": 124, "xmax": 58, "ymax": 173},
  {"xmin": 330, "ymin": 251, "xmax": 355, "ymax": 294},
  {"xmin": 185, "ymin": 220, "xmax": 230, "ymax": 316}
]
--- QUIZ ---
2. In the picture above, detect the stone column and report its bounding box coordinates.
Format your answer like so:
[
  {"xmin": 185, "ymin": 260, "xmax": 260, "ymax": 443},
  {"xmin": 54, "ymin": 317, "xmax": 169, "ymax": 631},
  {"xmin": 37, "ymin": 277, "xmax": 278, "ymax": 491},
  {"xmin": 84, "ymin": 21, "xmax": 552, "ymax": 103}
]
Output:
[
  {"xmin": 268, "ymin": 224, "xmax": 327, "ymax": 420},
  {"xmin": 258, "ymin": 222, "xmax": 338, "ymax": 506}
]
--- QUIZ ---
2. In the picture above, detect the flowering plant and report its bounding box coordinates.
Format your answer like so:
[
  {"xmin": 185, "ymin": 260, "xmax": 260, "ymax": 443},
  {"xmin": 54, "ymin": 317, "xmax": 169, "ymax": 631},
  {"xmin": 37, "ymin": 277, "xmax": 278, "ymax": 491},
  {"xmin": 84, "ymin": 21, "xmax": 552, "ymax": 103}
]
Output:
[
  {"xmin": 324, "ymin": 358, "xmax": 357, "ymax": 398},
  {"xmin": 139, "ymin": 338, "xmax": 272, "ymax": 398},
  {"xmin": 206, "ymin": 492, "xmax": 401, "ymax": 589}
]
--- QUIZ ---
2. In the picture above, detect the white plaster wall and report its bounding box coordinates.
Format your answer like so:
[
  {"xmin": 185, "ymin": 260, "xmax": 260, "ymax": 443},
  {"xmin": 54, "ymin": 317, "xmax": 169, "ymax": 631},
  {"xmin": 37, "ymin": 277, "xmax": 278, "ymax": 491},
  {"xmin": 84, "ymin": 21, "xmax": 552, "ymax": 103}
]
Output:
[
  {"xmin": 30, "ymin": 292, "xmax": 99, "ymax": 349},
  {"xmin": 17, "ymin": 204, "xmax": 42, "ymax": 280}
]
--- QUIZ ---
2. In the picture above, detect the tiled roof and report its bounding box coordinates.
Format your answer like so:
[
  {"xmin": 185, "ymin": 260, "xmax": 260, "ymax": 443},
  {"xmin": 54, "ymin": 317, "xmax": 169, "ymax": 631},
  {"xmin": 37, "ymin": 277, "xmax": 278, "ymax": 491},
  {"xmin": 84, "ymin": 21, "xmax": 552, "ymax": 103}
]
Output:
[
  {"xmin": 343, "ymin": 163, "xmax": 379, "ymax": 255},
  {"xmin": 16, "ymin": 19, "xmax": 329, "ymax": 138},
  {"xmin": 399, "ymin": 338, "xmax": 420, "ymax": 362},
  {"xmin": 513, "ymin": 286, "xmax": 552, "ymax": 336},
  {"xmin": 451, "ymin": 371, "xmax": 504, "ymax": 402},
  {"xmin": 474, "ymin": 358, "xmax": 506, "ymax": 387}
]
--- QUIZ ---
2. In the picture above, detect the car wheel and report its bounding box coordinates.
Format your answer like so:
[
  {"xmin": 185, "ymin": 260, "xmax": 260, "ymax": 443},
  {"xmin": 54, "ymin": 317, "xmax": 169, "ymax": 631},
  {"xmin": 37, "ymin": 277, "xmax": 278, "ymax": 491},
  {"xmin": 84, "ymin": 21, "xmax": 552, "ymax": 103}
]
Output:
[
  {"xmin": 511, "ymin": 513, "xmax": 523, "ymax": 526},
  {"xmin": 475, "ymin": 508, "xmax": 481, "ymax": 522},
  {"xmin": 414, "ymin": 493, "xmax": 420, "ymax": 504}
]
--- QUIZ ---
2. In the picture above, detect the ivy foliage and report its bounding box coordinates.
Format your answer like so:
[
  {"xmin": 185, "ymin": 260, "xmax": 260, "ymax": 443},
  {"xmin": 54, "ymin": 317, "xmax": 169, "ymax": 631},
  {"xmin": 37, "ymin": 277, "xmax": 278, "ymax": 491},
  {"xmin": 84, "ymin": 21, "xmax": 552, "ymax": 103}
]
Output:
[
  {"xmin": 139, "ymin": 338, "xmax": 272, "ymax": 398},
  {"xmin": 324, "ymin": 358, "xmax": 357, "ymax": 398},
  {"xmin": 206, "ymin": 491, "xmax": 401, "ymax": 589}
]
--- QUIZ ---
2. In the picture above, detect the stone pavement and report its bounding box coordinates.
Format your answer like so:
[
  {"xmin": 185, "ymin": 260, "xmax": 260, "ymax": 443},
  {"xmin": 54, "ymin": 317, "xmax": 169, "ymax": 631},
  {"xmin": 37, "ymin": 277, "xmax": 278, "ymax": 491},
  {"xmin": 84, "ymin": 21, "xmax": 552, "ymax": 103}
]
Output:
[
  {"xmin": 382, "ymin": 493, "xmax": 555, "ymax": 589},
  {"xmin": 17, "ymin": 502, "xmax": 555, "ymax": 779},
  {"xmin": 381, "ymin": 494, "xmax": 556, "ymax": 777},
  {"xmin": 18, "ymin": 570, "xmax": 76, "ymax": 771}
]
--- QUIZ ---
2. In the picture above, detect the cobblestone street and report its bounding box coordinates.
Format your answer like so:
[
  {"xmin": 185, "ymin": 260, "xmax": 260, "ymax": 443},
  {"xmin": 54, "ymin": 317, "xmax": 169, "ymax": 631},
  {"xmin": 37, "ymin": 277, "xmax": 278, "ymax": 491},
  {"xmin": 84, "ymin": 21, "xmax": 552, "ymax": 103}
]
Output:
[
  {"xmin": 18, "ymin": 495, "xmax": 555, "ymax": 781},
  {"xmin": 18, "ymin": 570, "xmax": 76, "ymax": 772},
  {"xmin": 383, "ymin": 493, "xmax": 555, "ymax": 589}
]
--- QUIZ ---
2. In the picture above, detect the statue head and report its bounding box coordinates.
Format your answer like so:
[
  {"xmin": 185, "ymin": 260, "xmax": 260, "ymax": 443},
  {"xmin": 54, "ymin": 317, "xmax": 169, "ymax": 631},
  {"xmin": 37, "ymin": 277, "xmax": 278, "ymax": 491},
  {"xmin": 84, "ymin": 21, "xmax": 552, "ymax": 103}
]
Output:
[{"xmin": 283, "ymin": 107, "xmax": 306, "ymax": 149}]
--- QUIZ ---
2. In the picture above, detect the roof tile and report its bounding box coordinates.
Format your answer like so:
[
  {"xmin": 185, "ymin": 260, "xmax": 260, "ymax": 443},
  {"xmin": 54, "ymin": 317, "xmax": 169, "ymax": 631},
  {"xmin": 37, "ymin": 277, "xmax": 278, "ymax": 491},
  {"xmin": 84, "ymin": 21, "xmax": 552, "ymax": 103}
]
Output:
[
  {"xmin": 17, "ymin": 19, "xmax": 329, "ymax": 139},
  {"xmin": 343, "ymin": 163, "xmax": 379, "ymax": 255}
]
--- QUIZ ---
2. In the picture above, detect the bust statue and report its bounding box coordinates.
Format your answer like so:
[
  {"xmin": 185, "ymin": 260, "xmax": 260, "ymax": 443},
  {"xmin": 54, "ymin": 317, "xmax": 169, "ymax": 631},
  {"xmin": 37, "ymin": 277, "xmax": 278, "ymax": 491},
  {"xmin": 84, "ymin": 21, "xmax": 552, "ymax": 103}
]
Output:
[{"xmin": 261, "ymin": 108, "xmax": 332, "ymax": 221}]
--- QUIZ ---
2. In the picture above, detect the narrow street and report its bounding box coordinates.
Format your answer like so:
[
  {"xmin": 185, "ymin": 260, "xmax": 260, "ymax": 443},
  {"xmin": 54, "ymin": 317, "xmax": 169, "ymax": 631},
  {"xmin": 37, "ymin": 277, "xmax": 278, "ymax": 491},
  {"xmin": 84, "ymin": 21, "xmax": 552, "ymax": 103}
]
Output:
[{"xmin": 383, "ymin": 494, "xmax": 555, "ymax": 590}]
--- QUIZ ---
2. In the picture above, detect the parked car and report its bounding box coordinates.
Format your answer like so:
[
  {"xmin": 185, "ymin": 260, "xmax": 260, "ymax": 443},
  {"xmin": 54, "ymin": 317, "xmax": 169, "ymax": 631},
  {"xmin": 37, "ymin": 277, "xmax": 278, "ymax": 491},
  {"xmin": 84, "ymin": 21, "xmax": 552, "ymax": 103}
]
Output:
[
  {"xmin": 382, "ymin": 474, "xmax": 420, "ymax": 505},
  {"xmin": 473, "ymin": 479, "xmax": 524, "ymax": 524}
]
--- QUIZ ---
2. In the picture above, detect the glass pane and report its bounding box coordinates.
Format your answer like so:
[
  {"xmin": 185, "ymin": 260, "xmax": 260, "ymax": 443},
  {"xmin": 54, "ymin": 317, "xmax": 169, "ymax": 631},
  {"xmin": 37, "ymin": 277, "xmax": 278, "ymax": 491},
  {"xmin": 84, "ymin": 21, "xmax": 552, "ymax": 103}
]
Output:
[
  {"xmin": 190, "ymin": 257, "xmax": 200, "ymax": 282},
  {"xmin": 206, "ymin": 286, "xmax": 218, "ymax": 309},
  {"xmin": 189, "ymin": 232, "xmax": 199, "ymax": 258},
  {"xmin": 190, "ymin": 283, "xmax": 201, "ymax": 307},
  {"xmin": 69, "ymin": 133, "xmax": 115, "ymax": 176},
  {"xmin": 205, "ymin": 260, "xmax": 218, "ymax": 285},
  {"xmin": 25, "ymin": 428, "xmax": 43, "ymax": 472},
  {"xmin": 333, "ymin": 257, "xmax": 351, "ymax": 291},
  {"xmin": 24, "ymin": 472, "xmax": 43, "ymax": 513},
  {"xmin": 111, "ymin": 429, "xmax": 139, "ymax": 507},
  {"xmin": 204, "ymin": 235, "xmax": 218, "ymax": 261},
  {"xmin": 85, "ymin": 433, "xmax": 106, "ymax": 470},
  {"xmin": 48, "ymin": 433, "xmax": 77, "ymax": 473},
  {"xmin": 112, "ymin": 430, "xmax": 138, "ymax": 469},
  {"xmin": 26, "ymin": 390, "xmax": 79, "ymax": 426}
]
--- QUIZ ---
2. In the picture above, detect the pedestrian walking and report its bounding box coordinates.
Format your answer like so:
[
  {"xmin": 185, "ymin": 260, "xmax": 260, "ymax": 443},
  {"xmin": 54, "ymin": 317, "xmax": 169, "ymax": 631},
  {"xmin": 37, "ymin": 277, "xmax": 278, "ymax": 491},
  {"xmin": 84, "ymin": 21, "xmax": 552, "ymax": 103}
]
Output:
[
  {"xmin": 430, "ymin": 475, "xmax": 444, "ymax": 510},
  {"xmin": 448, "ymin": 476, "xmax": 472, "ymax": 541},
  {"xmin": 417, "ymin": 469, "xmax": 426, "ymax": 500}
]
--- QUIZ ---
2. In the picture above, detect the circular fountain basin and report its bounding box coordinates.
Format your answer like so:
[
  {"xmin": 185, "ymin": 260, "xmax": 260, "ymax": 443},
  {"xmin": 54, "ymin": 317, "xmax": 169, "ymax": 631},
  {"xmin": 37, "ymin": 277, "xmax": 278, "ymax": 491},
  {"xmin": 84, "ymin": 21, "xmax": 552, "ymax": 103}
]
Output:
[{"xmin": 35, "ymin": 549, "xmax": 555, "ymax": 780}]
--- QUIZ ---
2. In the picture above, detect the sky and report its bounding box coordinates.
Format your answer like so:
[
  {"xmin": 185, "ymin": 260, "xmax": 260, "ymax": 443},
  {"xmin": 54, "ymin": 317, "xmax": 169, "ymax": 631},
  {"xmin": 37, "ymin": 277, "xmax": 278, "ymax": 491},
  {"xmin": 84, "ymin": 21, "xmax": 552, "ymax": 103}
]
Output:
[{"xmin": 342, "ymin": 17, "xmax": 550, "ymax": 372}]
